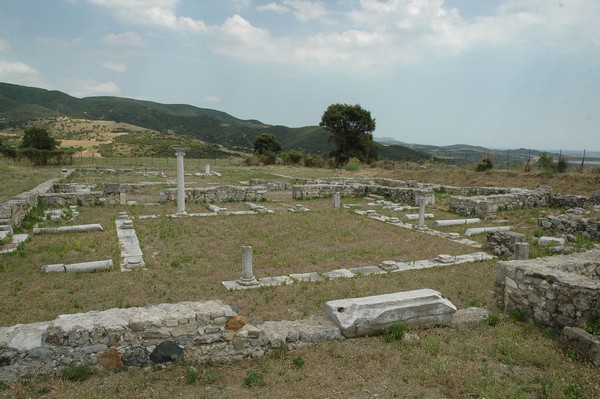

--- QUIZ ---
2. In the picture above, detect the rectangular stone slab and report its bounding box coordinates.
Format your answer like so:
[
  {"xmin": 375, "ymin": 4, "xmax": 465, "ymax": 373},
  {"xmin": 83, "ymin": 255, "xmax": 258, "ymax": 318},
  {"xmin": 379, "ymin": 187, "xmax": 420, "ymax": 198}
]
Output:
[{"xmin": 325, "ymin": 288, "xmax": 457, "ymax": 338}]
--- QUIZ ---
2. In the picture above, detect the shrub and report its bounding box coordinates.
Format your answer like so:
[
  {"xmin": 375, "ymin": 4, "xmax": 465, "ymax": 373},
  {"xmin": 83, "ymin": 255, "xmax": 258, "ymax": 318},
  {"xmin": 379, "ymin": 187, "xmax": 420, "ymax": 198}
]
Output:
[
  {"xmin": 557, "ymin": 156, "xmax": 568, "ymax": 173},
  {"xmin": 281, "ymin": 150, "xmax": 304, "ymax": 165},
  {"xmin": 475, "ymin": 154, "xmax": 493, "ymax": 172},
  {"xmin": 485, "ymin": 311, "xmax": 501, "ymax": 327},
  {"xmin": 60, "ymin": 364, "xmax": 93, "ymax": 382},
  {"xmin": 292, "ymin": 355, "xmax": 305, "ymax": 370},
  {"xmin": 383, "ymin": 321, "xmax": 408, "ymax": 342},
  {"xmin": 344, "ymin": 157, "xmax": 361, "ymax": 172},
  {"xmin": 244, "ymin": 371, "xmax": 266, "ymax": 387},
  {"xmin": 537, "ymin": 152, "xmax": 555, "ymax": 172}
]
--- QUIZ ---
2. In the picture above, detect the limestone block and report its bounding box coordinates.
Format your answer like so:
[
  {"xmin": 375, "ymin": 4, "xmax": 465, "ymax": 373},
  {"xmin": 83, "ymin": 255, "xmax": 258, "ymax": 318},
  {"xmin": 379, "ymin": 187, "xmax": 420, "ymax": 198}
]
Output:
[
  {"xmin": 325, "ymin": 289, "xmax": 457, "ymax": 338},
  {"xmin": 561, "ymin": 326, "xmax": 600, "ymax": 365},
  {"xmin": 538, "ymin": 236, "xmax": 566, "ymax": 246}
]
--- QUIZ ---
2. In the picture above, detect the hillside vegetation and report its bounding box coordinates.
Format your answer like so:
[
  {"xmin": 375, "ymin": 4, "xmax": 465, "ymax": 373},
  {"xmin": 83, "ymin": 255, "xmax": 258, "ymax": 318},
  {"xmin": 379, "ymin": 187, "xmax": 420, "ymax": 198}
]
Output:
[{"xmin": 0, "ymin": 82, "xmax": 428, "ymax": 161}]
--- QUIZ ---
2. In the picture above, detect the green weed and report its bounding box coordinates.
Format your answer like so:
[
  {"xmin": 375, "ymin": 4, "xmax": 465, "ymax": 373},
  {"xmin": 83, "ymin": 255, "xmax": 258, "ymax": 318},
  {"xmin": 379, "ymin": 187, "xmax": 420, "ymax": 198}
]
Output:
[
  {"xmin": 244, "ymin": 371, "xmax": 266, "ymax": 387},
  {"xmin": 384, "ymin": 322, "xmax": 408, "ymax": 343},
  {"xmin": 60, "ymin": 364, "xmax": 93, "ymax": 382}
]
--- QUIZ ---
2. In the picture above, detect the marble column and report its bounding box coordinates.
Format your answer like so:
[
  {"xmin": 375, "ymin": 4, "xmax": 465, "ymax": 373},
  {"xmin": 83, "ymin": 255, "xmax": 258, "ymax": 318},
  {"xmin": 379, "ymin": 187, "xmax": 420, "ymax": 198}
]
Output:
[
  {"xmin": 238, "ymin": 246, "xmax": 259, "ymax": 286},
  {"xmin": 175, "ymin": 150, "xmax": 187, "ymax": 216}
]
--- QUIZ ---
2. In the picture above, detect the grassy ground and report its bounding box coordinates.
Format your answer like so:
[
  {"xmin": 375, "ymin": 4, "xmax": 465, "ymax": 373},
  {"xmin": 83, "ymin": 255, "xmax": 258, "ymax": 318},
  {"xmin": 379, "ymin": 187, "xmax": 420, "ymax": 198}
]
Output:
[{"xmin": 0, "ymin": 158, "xmax": 599, "ymax": 398}]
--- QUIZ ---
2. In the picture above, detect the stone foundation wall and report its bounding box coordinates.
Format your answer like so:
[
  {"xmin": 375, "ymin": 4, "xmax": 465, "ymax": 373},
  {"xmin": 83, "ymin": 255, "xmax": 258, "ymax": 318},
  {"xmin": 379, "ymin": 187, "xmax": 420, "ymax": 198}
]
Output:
[
  {"xmin": 248, "ymin": 179, "xmax": 293, "ymax": 191},
  {"xmin": 0, "ymin": 179, "xmax": 59, "ymax": 227},
  {"xmin": 538, "ymin": 215, "xmax": 600, "ymax": 239},
  {"xmin": 449, "ymin": 190, "xmax": 550, "ymax": 218},
  {"xmin": 449, "ymin": 188, "xmax": 597, "ymax": 218},
  {"xmin": 0, "ymin": 301, "xmax": 342, "ymax": 382},
  {"xmin": 38, "ymin": 192, "xmax": 115, "ymax": 207},
  {"xmin": 163, "ymin": 186, "xmax": 268, "ymax": 203},
  {"xmin": 292, "ymin": 184, "xmax": 434, "ymax": 205},
  {"xmin": 494, "ymin": 250, "xmax": 600, "ymax": 330}
]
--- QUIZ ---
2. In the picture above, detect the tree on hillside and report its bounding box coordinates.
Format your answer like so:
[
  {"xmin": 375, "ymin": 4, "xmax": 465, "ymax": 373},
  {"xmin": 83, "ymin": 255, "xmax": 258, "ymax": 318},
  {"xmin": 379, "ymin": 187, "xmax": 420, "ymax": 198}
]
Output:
[
  {"xmin": 319, "ymin": 103, "xmax": 378, "ymax": 165},
  {"xmin": 0, "ymin": 138, "xmax": 18, "ymax": 162},
  {"xmin": 19, "ymin": 126, "xmax": 60, "ymax": 165},
  {"xmin": 253, "ymin": 134, "xmax": 283, "ymax": 155}
]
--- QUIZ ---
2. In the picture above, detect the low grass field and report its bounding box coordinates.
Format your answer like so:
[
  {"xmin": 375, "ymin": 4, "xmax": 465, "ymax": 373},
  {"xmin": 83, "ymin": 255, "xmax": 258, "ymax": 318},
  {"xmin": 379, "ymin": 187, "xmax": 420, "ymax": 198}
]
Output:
[{"xmin": 0, "ymin": 157, "xmax": 599, "ymax": 399}]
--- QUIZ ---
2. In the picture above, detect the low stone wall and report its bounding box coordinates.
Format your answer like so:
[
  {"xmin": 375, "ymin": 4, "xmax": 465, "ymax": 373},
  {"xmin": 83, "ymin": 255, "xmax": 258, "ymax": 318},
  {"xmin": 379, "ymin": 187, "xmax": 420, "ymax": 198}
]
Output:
[
  {"xmin": 292, "ymin": 184, "xmax": 434, "ymax": 205},
  {"xmin": 449, "ymin": 190, "xmax": 550, "ymax": 218},
  {"xmin": 163, "ymin": 186, "xmax": 268, "ymax": 203},
  {"xmin": 38, "ymin": 192, "xmax": 113, "ymax": 207},
  {"xmin": 0, "ymin": 301, "xmax": 342, "ymax": 382},
  {"xmin": 538, "ymin": 215, "xmax": 600, "ymax": 239},
  {"xmin": 449, "ymin": 187, "xmax": 598, "ymax": 218},
  {"xmin": 494, "ymin": 250, "xmax": 600, "ymax": 330},
  {"xmin": 248, "ymin": 179, "xmax": 293, "ymax": 191},
  {"xmin": 0, "ymin": 178, "xmax": 59, "ymax": 227}
]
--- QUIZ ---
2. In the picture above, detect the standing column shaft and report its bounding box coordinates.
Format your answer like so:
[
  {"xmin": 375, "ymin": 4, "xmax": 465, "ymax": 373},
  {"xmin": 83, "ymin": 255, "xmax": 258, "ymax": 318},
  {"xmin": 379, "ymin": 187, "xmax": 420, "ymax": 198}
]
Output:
[
  {"xmin": 175, "ymin": 151, "xmax": 187, "ymax": 216},
  {"xmin": 418, "ymin": 201, "xmax": 426, "ymax": 228},
  {"xmin": 238, "ymin": 246, "xmax": 259, "ymax": 286}
]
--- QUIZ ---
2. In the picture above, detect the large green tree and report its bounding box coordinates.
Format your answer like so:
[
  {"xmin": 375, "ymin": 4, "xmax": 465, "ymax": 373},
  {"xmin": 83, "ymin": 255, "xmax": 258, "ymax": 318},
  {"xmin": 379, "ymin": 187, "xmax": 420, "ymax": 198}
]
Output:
[
  {"xmin": 253, "ymin": 134, "xmax": 283, "ymax": 155},
  {"xmin": 319, "ymin": 103, "xmax": 378, "ymax": 164},
  {"xmin": 19, "ymin": 126, "xmax": 60, "ymax": 165}
]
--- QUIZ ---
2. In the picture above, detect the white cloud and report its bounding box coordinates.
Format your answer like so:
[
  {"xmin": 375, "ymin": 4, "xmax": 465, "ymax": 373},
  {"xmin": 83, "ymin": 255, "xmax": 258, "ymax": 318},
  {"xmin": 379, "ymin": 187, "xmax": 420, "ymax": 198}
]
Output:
[
  {"xmin": 0, "ymin": 60, "xmax": 39, "ymax": 77},
  {"xmin": 0, "ymin": 60, "xmax": 45, "ymax": 87},
  {"xmin": 89, "ymin": 0, "xmax": 208, "ymax": 32},
  {"xmin": 69, "ymin": 79, "xmax": 121, "ymax": 97},
  {"xmin": 214, "ymin": 0, "xmax": 600, "ymax": 72},
  {"xmin": 256, "ymin": 2, "xmax": 289, "ymax": 14},
  {"xmin": 202, "ymin": 95, "xmax": 220, "ymax": 103},
  {"xmin": 282, "ymin": 0, "xmax": 331, "ymax": 23},
  {"xmin": 102, "ymin": 62, "xmax": 127, "ymax": 72},
  {"xmin": 103, "ymin": 32, "xmax": 146, "ymax": 47}
]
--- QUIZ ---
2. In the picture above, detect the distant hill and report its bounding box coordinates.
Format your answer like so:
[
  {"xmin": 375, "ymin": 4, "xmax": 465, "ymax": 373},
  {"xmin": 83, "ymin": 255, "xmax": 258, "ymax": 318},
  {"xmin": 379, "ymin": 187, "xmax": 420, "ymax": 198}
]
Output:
[
  {"xmin": 0, "ymin": 82, "xmax": 428, "ymax": 160},
  {"xmin": 375, "ymin": 137, "xmax": 563, "ymax": 164}
]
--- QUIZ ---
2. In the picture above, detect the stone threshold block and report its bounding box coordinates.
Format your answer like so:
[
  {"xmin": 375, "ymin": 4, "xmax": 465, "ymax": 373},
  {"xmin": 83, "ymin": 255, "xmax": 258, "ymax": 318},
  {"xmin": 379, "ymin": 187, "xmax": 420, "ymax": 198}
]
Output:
[
  {"xmin": 405, "ymin": 213, "xmax": 434, "ymax": 220},
  {"xmin": 465, "ymin": 226, "xmax": 512, "ymax": 237},
  {"xmin": 33, "ymin": 224, "xmax": 103, "ymax": 234},
  {"xmin": 433, "ymin": 218, "xmax": 481, "ymax": 227},
  {"xmin": 325, "ymin": 289, "xmax": 457, "ymax": 338}
]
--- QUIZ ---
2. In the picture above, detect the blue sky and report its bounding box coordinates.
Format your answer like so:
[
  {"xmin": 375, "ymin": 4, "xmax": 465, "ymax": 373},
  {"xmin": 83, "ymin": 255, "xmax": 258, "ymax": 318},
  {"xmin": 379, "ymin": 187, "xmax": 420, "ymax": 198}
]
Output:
[{"xmin": 1, "ymin": 0, "xmax": 599, "ymax": 151}]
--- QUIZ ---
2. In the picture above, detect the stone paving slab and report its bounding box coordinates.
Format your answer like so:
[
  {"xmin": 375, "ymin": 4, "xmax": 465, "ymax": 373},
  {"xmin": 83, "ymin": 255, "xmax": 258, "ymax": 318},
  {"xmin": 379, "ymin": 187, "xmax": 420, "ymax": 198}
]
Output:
[
  {"xmin": 289, "ymin": 272, "xmax": 323, "ymax": 282},
  {"xmin": 258, "ymin": 276, "xmax": 294, "ymax": 287},
  {"xmin": 348, "ymin": 266, "xmax": 386, "ymax": 276},
  {"xmin": 322, "ymin": 269, "xmax": 355, "ymax": 279},
  {"xmin": 222, "ymin": 251, "xmax": 495, "ymax": 290}
]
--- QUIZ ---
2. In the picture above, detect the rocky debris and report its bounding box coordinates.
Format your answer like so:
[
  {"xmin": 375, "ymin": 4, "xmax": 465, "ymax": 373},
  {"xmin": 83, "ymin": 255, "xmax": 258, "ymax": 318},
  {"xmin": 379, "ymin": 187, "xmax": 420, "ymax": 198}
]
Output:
[
  {"xmin": 121, "ymin": 347, "xmax": 150, "ymax": 367},
  {"xmin": 97, "ymin": 348, "xmax": 123, "ymax": 369},
  {"xmin": 149, "ymin": 341, "xmax": 183, "ymax": 363},
  {"xmin": 487, "ymin": 231, "xmax": 526, "ymax": 257},
  {"xmin": 538, "ymin": 214, "xmax": 599, "ymax": 239}
]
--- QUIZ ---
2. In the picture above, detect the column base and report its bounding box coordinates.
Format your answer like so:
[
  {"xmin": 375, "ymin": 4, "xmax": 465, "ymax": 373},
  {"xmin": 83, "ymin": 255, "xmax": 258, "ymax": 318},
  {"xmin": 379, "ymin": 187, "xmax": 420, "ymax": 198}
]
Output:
[
  {"xmin": 175, "ymin": 210, "xmax": 188, "ymax": 217},
  {"xmin": 237, "ymin": 276, "xmax": 259, "ymax": 286}
]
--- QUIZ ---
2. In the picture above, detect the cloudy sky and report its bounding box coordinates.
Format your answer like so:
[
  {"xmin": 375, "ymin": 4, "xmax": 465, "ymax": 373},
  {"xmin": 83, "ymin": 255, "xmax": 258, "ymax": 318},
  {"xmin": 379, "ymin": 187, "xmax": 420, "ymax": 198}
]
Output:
[{"xmin": 1, "ymin": 0, "xmax": 599, "ymax": 150}]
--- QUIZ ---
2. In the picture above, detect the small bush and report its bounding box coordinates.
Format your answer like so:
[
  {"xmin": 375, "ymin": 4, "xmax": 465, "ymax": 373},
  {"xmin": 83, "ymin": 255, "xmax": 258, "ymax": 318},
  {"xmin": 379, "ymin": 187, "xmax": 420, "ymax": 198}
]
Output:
[
  {"xmin": 475, "ymin": 155, "xmax": 493, "ymax": 172},
  {"xmin": 384, "ymin": 321, "xmax": 408, "ymax": 342},
  {"xmin": 344, "ymin": 157, "xmax": 361, "ymax": 172},
  {"xmin": 61, "ymin": 364, "xmax": 93, "ymax": 382},
  {"xmin": 281, "ymin": 150, "xmax": 304, "ymax": 165},
  {"xmin": 582, "ymin": 309, "xmax": 600, "ymax": 339},
  {"xmin": 485, "ymin": 311, "xmax": 501, "ymax": 327},
  {"xmin": 292, "ymin": 355, "xmax": 305, "ymax": 370},
  {"xmin": 244, "ymin": 371, "xmax": 266, "ymax": 387},
  {"xmin": 557, "ymin": 156, "xmax": 568, "ymax": 173}
]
